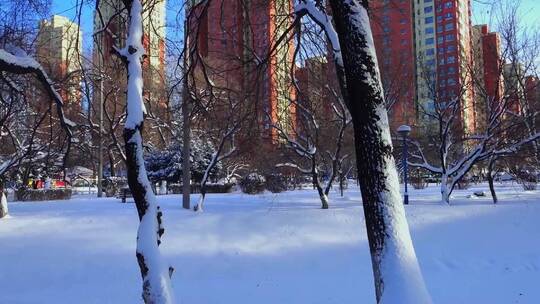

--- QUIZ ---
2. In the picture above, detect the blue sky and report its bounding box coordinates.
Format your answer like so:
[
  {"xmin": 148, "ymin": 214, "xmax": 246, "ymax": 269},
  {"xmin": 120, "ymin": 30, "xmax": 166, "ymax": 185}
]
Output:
[{"xmin": 51, "ymin": 0, "xmax": 539, "ymax": 52}]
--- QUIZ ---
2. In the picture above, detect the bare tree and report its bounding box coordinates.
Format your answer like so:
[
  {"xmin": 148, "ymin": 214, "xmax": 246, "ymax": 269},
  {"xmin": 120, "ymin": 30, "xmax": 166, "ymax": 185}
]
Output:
[{"xmin": 104, "ymin": 0, "xmax": 174, "ymax": 302}]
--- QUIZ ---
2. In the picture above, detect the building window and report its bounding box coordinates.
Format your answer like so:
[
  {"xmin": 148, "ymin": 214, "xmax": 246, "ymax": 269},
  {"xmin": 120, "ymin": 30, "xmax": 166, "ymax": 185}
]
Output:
[
  {"xmin": 445, "ymin": 13, "xmax": 453, "ymax": 20},
  {"xmin": 427, "ymin": 59, "xmax": 436, "ymax": 66},
  {"xmin": 448, "ymin": 78, "xmax": 456, "ymax": 85},
  {"xmin": 426, "ymin": 48, "xmax": 435, "ymax": 56},
  {"xmin": 447, "ymin": 45, "xmax": 456, "ymax": 53},
  {"xmin": 400, "ymin": 18, "xmax": 407, "ymax": 24},
  {"xmin": 424, "ymin": 0, "xmax": 432, "ymax": 2},
  {"xmin": 437, "ymin": 16, "xmax": 443, "ymax": 22},
  {"xmin": 437, "ymin": 26, "xmax": 443, "ymax": 33},
  {"xmin": 424, "ymin": 6, "xmax": 433, "ymax": 13},
  {"xmin": 425, "ymin": 27, "xmax": 434, "ymax": 34},
  {"xmin": 438, "ymin": 58, "xmax": 445, "ymax": 65},
  {"xmin": 447, "ymin": 56, "xmax": 456, "ymax": 63},
  {"xmin": 401, "ymin": 29, "xmax": 406, "ymax": 34},
  {"xmin": 401, "ymin": 39, "xmax": 407, "ymax": 45},
  {"xmin": 426, "ymin": 37, "xmax": 434, "ymax": 45},
  {"xmin": 448, "ymin": 67, "xmax": 456, "ymax": 74},
  {"xmin": 445, "ymin": 23, "xmax": 454, "ymax": 31},
  {"xmin": 445, "ymin": 2, "xmax": 453, "ymax": 8},
  {"xmin": 437, "ymin": 36, "xmax": 444, "ymax": 44},
  {"xmin": 446, "ymin": 34, "xmax": 455, "ymax": 41},
  {"xmin": 425, "ymin": 17, "xmax": 434, "ymax": 24}
]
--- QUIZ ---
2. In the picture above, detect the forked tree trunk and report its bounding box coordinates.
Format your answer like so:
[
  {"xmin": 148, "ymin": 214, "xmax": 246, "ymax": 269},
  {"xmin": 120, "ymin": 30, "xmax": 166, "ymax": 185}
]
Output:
[
  {"xmin": 328, "ymin": 1, "xmax": 431, "ymax": 302},
  {"xmin": 122, "ymin": 1, "xmax": 173, "ymax": 303}
]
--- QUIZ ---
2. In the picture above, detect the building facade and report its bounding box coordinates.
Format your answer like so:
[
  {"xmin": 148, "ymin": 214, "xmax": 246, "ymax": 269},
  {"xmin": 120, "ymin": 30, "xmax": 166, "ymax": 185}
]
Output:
[
  {"xmin": 472, "ymin": 24, "xmax": 504, "ymax": 131},
  {"xmin": 186, "ymin": 0, "xmax": 295, "ymax": 144},
  {"xmin": 36, "ymin": 15, "xmax": 82, "ymax": 110},
  {"xmin": 371, "ymin": 0, "xmax": 416, "ymax": 131},
  {"xmin": 370, "ymin": 0, "xmax": 476, "ymax": 135},
  {"xmin": 93, "ymin": 0, "xmax": 168, "ymax": 150}
]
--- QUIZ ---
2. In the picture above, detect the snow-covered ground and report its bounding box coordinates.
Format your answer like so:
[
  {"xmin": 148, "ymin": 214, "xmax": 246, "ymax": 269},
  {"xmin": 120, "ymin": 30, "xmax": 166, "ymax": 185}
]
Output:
[{"xmin": 1, "ymin": 183, "xmax": 539, "ymax": 303}]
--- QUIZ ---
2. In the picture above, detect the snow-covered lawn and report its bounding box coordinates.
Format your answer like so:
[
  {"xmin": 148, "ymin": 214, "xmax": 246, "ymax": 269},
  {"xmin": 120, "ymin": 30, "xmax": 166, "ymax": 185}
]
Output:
[{"xmin": 1, "ymin": 183, "xmax": 539, "ymax": 303}]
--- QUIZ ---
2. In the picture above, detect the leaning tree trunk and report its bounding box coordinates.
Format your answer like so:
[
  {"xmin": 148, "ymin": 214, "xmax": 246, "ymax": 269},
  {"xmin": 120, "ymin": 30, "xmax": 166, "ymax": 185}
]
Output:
[
  {"xmin": 328, "ymin": 1, "xmax": 431, "ymax": 302},
  {"xmin": 122, "ymin": 1, "xmax": 173, "ymax": 302}
]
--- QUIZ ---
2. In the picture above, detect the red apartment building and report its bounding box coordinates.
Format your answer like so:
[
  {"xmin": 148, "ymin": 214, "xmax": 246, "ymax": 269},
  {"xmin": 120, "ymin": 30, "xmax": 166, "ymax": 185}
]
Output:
[
  {"xmin": 370, "ymin": 0, "xmax": 416, "ymax": 131},
  {"xmin": 472, "ymin": 24, "xmax": 504, "ymax": 130},
  {"xmin": 187, "ymin": 0, "xmax": 295, "ymax": 144},
  {"xmin": 369, "ymin": 0, "xmax": 476, "ymax": 135}
]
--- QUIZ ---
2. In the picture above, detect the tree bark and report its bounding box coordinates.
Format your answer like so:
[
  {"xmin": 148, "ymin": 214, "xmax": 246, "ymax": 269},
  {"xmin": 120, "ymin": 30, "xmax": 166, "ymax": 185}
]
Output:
[
  {"xmin": 328, "ymin": 1, "xmax": 431, "ymax": 302},
  {"xmin": 122, "ymin": 1, "xmax": 173, "ymax": 302},
  {"xmin": 487, "ymin": 156, "xmax": 498, "ymax": 204},
  {"xmin": 0, "ymin": 190, "xmax": 8, "ymax": 219},
  {"xmin": 312, "ymin": 159, "xmax": 329, "ymax": 209}
]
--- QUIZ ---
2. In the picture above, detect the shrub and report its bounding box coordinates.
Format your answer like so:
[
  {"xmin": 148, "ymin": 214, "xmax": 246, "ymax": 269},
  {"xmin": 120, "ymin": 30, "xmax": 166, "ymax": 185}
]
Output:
[
  {"xmin": 239, "ymin": 173, "xmax": 266, "ymax": 194},
  {"xmin": 456, "ymin": 177, "xmax": 471, "ymax": 190},
  {"xmin": 409, "ymin": 169, "xmax": 428, "ymax": 189},
  {"xmin": 15, "ymin": 188, "xmax": 72, "ymax": 201},
  {"xmin": 265, "ymin": 174, "xmax": 288, "ymax": 193},
  {"xmin": 204, "ymin": 183, "xmax": 234, "ymax": 193},
  {"xmin": 515, "ymin": 170, "xmax": 538, "ymax": 191}
]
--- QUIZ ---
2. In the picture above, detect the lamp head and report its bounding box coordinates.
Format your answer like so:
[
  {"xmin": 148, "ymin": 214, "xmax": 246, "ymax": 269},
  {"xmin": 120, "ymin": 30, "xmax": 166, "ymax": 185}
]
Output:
[{"xmin": 397, "ymin": 125, "xmax": 411, "ymax": 137}]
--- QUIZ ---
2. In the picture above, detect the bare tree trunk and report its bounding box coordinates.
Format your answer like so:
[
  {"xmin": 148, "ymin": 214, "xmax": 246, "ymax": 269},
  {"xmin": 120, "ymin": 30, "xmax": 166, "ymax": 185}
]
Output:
[
  {"xmin": 328, "ymin": 0, "xmax": 431, "ymax": 302},
  {"xmin": 487, "ymin": 156, "xmax": 498, "ymax": 204},
  {"xmin": 122, "ymin": 1, "xmax": 173, "ymax": 302},
  {"xmin": 312, "ymin": 159, "xmax": 329, "ymax": 209},
  {"xmin": 441, "ymin": 174, "xmax": 450, "ymax": 204},
  {"xmin": 0, "ymin": 190, "xmax": 8, "ymax": 219}
]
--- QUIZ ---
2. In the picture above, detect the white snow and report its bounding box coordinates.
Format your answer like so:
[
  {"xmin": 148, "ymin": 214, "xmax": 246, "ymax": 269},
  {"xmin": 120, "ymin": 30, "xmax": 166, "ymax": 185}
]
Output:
[
  {"xmin": 1, "ymin": 183, "xmax": 539, "ymax": 303},
  {"xmin": 0, "ymin": 191, "xmax": 7, "ymax": 218}
]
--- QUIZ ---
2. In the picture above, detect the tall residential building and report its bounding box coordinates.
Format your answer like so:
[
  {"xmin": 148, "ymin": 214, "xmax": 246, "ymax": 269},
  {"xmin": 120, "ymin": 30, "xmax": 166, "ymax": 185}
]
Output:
[
  {"xmin": 371, "ymin": 0, "xmax": 416, "ymax": 130},
  {"xmin": 93, "ymin": 0, "xmax": 167, "ymax": 148},
  {"xmin": 36, "ymin": 15, "xmax": 82, "ymax": 109},
  {"xmin": 370, "ymin": 0, "xmax": 475, "ymax": 135},
  {"xmin": 186, "ymin": 0, "xmax": 295, "ymax": 144},
  {"xmin": 472, "ymin": 24, "xmax": 503, "ymax": 131}
]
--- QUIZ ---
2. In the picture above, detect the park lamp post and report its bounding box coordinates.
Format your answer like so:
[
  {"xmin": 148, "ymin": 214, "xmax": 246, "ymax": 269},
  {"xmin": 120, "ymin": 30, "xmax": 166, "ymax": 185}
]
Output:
[{"xmin": 397, "ymin": 125, "xmax": 411, "ymax": 205}]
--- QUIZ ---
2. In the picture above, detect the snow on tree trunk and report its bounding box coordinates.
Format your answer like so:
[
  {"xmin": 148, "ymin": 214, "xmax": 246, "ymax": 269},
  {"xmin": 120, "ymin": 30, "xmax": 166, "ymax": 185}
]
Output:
[
  {"xmin": 312, "ymin": 161, "xmax": 329, "ymax": 209},
  {"xmin": 159, "ymin": 181, "xmax": 167, "ymax": 195},
  {"xmin": 440, "ymin": 174, "xmax": 450, "ymax": 204},
  {"xmin": 328, "ymin": 1, "xmax": 431, "ymax": 302},
  {"xmin": 122, "ymin": 1, "xmax": 173, "ymax": 302},
  {"xmin": 0, "ymin": 191, "xmax": 8, "ymax": 219}
]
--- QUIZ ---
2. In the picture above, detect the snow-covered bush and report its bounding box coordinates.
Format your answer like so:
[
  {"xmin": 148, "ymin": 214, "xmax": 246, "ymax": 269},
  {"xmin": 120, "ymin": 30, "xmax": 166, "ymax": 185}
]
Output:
[
  {"xmin": 145, "ymin": 137, "xmax": 222, "ymax": 184},
  {"xmin": 265, "ymin": 174, "xmax": 288, "ymax": 193},
  {"xmin": 239, "ymin": 173, "xmax": 266, "ymax": 194}
]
